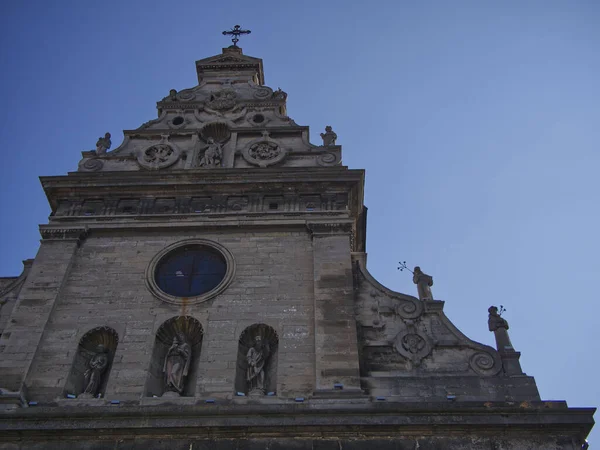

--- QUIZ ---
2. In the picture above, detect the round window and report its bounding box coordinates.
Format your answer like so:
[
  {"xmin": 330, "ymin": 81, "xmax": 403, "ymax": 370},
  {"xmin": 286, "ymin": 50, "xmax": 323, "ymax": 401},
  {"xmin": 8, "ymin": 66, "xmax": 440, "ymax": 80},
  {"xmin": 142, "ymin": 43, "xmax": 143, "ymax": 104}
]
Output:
[{"xmin": 146, "ymin": 240, "xmax": 235, "ymax": 305}]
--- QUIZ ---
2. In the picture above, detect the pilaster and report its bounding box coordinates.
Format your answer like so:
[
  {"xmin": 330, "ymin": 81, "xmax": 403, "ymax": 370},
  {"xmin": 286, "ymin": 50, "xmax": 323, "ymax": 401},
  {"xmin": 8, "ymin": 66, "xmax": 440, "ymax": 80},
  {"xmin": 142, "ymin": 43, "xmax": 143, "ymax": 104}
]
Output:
[
  {"xmin": 308, "ymin": 221, "xmax": 362, "ymax": 394},
  {"xmin": 0, "ymin": 227, "xmax": 87, "ymax": 396}
]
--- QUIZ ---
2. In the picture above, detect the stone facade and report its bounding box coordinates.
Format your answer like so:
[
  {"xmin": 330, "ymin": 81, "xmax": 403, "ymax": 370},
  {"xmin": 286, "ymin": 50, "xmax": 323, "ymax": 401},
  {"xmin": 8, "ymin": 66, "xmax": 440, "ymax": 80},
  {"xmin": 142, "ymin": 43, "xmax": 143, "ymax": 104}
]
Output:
[{"xmin": 0, "ymin": 44, "xmax": 595, "ymax": 449}]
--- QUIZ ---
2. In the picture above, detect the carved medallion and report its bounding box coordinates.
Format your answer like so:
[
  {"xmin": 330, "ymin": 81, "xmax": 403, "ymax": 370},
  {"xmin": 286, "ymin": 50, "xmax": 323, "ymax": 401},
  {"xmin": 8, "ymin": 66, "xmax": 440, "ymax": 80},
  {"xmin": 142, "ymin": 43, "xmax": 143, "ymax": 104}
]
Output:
[
  {"xmin": 242, "ymin": 132, "xmax": 287, "ymax": 167},
  {"xmin": 206, "ymin": 89, "xmax": 237, "ymax": 111},
  {"xmin": 137, "ymin": 139, "xmax": 180, "ymax": 170},
  {"xmin": 249, "ymin": 142, "xmax": 279, "ymax": 161},
  {"xmin": 393, "ymin": 329, "xmax": 433, "ymax": 366}
]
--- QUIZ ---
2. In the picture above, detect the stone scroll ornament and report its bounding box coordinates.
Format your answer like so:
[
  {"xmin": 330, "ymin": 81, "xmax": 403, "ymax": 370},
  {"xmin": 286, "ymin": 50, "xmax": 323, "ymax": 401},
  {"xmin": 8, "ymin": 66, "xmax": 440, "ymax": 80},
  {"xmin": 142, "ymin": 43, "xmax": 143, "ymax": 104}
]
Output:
[
  {"xmin": 78, "ymin": 345, "xmax": 109, "ymax": 399},
  {"xmin": 163, "ymin": 332, "xmax": 192, "ymax": 396},
  {"xmin": 242, "ymin": 131, "xmax": 287, "ymax": 167},
  {"xmin": 80, "ymin": 158, "xmax": 104, "ymax": 172},
  {"xmin": 246, "ymin": 335, "xmax": 271, "ymax": 396},
  {"xmin": 137, "ymin": 135, "xmax": 181, "ymax": 170}
]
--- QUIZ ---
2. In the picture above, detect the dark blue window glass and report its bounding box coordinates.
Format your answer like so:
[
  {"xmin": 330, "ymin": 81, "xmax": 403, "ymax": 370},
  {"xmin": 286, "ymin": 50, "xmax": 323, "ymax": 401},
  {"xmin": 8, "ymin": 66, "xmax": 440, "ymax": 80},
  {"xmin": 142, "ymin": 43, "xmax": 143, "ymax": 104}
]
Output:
[{"xmin": 155, "ymin": 245, "xmax": 227, "ymax": 297}]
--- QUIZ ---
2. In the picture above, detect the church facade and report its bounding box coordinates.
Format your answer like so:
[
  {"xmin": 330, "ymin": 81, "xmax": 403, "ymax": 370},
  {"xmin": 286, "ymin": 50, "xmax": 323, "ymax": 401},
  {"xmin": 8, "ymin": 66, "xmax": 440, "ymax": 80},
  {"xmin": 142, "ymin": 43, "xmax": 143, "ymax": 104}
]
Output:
[{"xmin": 0, "ymin": 39, "xmax": 594, "ymax": 449}]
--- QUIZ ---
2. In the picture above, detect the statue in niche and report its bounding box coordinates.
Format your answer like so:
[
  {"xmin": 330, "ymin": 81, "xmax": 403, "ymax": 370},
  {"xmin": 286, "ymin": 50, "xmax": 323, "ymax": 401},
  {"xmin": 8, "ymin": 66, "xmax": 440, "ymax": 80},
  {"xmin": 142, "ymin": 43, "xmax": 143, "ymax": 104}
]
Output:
[
  {"xmin": 169, "ymin": 89, "xmax": 178, "ymax": 101},
  {"xmin": 246, "ymin": 335, "xmax": 270, "ymax": 396},
  {"xmin": 413, "ymin": 266, "xmax": 434, "ymax": 301},
  {"xmin": 163, "ymin": 332, "xmax": 191, "ymax": 396},
  {"xmin": 320, "ymin": 126, "xmax": 337, "ymax": 146},
  {"xmin": 95, "ymin": 132, "xmax": 111, "ymax": 156},
  {"xmin": 198, "ymin": 138, "xmax": 223, "ymax": 168},
  {"xmin": 79, "ymin": 344, "xmax": 109, "ymax": 398},
  {"xmin": 488, "ymin": 306, "xmax": 514, "ymax": 352}
]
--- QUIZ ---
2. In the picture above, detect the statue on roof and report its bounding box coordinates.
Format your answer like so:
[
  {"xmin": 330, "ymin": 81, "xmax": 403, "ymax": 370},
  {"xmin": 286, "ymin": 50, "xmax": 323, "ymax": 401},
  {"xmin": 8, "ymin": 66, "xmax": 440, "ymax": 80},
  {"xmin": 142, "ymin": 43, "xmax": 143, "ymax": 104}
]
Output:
[
  {"xmin": 488, "ymin": 306, "xmax": 514, "ymax": 352},
  {"xmin": 95, "ymin": 132, "xmax": 111, "ymax": 156},
  {"xmin": 273, "ymin": 88, "xmax": 287, "ymax": 100},
  {"xmin": 413, "ymin": 266, "xmax": 433, "ymax": 301},
  {"xmin": 320, "ymin": 126, "xmax": 337, "ymax": 146}
]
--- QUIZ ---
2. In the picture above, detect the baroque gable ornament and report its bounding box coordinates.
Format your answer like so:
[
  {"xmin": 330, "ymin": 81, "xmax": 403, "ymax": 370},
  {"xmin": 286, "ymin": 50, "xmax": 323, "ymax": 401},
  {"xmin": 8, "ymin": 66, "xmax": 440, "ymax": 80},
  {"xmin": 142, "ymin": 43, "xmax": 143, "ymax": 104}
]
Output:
[
  {"xmin": 206, "ymin": 88, "xmax": 237, "ymax": 111},
  {"xmin": 137, "ymin": 135, "xmax": 181, "ymax": 170},
  {"xmin": 242, "ymin": 131, "xmax": 287, "ymax": 167}
]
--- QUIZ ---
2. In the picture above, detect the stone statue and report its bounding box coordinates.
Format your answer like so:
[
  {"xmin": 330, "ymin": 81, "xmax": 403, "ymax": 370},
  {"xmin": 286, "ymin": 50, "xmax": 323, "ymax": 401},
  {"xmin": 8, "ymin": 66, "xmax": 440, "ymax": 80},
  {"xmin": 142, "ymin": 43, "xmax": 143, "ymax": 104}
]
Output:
[
  {"xmin": 163, "ymin": 332, "xmax": 191, "ymax": 396},
  {"xmin": 169, "ymin": 89, "xmax": 178, "ymax": 101},
  {"xmin": 488, "ymin": 306, "xmax": 514, "ymax": 352},
  {"xmin": 273, "ymin": 88, "xmax": 287, "ymax": 100},
  {"xmin": 320, "ymin": 126, "xmax": 337, "ymax": 146},
  {"xmin": 198, "ymin": 138, "xmax": 223, "ymax": 168},
  {"xmin": 79, "ymin": 344, "xmax": 109, "ymax": 398},
  {"xmin": 413, "ymin": 266, "xmax": 433, "ymax": 300},
  {"xmin": 246, "ymin": 335, "xmax": 270, "ymax": 396},
  {"xmin": 95, "ymin": 132, "xmax": 111, "ymax": 156}
]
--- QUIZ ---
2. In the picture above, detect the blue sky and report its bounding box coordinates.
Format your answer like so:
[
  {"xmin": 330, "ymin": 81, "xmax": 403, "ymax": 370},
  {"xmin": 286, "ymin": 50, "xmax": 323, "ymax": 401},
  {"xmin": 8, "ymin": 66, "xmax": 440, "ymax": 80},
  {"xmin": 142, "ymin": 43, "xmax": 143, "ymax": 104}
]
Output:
[{"xmin": 1, "ymin": 0, "xmax": 598, "ymax": 442}]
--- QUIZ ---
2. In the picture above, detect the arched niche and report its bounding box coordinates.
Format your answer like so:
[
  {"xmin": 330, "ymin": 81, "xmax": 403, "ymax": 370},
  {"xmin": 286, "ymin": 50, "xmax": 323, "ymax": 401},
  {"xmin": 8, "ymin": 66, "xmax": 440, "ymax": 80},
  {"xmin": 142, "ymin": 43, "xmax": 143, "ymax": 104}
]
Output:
[
  {"xmin": 144, "ymin": 316, "xmax": 203, "ymax": 397},
  {"xmin": 235, "ymin": 323, "xmax": 279, "ymax": 396},
  {"xmin": 64, "ymin": 326, "xmax": 118, "ymax": 399}
]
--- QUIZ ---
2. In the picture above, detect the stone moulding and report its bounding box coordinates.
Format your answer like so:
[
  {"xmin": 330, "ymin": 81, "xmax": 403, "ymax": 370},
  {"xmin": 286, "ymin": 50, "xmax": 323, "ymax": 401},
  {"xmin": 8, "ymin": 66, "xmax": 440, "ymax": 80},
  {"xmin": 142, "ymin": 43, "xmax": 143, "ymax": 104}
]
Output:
[{"xmin": 144, "ymin": 239, "xmax": 236, "ymax": 306}]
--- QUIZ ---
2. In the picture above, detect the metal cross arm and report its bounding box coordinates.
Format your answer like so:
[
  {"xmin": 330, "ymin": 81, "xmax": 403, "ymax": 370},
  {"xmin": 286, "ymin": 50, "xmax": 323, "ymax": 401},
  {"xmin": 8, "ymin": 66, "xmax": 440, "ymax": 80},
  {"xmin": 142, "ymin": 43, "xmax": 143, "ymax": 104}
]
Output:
[{"xmin": 222, "ymin": 25, "xmax": 251, "ymax": 47}]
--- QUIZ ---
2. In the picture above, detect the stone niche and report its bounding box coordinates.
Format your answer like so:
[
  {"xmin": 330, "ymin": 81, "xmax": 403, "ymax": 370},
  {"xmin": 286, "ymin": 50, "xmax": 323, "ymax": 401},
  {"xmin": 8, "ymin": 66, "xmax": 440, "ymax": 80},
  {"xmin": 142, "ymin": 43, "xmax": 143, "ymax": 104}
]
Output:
[
  {"xmin": 144, "ymin": 316, "xmax": 204, "ymax": 398},
  {"xmin": 63, "ymin": 326, "xmax": 119, "ymax": 399},
  {"xmin": 234, "ymin": 323, "xmax": 278, "ymax": 397}
]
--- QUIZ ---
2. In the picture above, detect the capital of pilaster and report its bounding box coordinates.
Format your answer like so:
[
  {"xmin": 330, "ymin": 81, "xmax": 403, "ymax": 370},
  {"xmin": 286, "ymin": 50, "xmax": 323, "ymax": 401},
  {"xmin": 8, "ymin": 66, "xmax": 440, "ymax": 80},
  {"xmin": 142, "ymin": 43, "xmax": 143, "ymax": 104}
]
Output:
[
  {"xmin": 307, "ymin": 221, "xmax": 353, "ymax": 236},
  {"xmin": 39, "ymin": 226, "xmax": 89, "ymax": 245}
]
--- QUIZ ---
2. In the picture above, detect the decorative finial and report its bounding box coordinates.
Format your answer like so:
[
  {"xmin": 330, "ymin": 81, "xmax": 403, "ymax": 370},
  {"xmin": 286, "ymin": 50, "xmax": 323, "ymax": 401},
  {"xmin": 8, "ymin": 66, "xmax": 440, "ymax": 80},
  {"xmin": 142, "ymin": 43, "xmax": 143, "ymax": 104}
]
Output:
[{"xmin": 222, "ymin": 25, "xmax": 251, "ymax": 47}]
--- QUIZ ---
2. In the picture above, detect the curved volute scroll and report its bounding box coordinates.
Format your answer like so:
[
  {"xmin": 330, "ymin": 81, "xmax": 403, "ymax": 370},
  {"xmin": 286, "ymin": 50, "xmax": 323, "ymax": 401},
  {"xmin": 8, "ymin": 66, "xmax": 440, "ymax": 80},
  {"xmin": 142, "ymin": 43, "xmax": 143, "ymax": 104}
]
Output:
[
  {"xmin": 64, "ymin": 326, "xmax": 119, "ymax": 399},
  {"xmin": 352, "ymin": 253, "xmax": 504, "ymax": 387},
  {"xmin": 144, "ymin": 316, "xmax": 204, "ymax": 398},
  {"xmin": 235, "ymin": 323, "xmax": 279, "ymax": 397}
]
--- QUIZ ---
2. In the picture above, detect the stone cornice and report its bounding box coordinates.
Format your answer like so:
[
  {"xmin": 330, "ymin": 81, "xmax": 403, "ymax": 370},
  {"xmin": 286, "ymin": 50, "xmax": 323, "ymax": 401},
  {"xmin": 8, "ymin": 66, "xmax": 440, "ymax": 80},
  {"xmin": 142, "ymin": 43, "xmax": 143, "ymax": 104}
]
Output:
[{"xmin": 0, "ymin": 402, "xmax": 594, "ymax": 441}]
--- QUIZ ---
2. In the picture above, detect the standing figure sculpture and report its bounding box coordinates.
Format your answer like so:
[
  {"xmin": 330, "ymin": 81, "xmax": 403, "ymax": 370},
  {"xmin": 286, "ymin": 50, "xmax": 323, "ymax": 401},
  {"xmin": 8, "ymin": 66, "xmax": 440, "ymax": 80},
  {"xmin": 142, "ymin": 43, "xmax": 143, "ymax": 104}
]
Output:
[
  {"xmin": 246, "ymin": 335, "xmax": 270, "ymax": 396},
  {"xmin": 80, "ymin": 344, "xmax": 109, "ymax": 398},
  {"xmin": 163, "ymin": 332, "xmax": 192, "ymax": 396},
  {"xmin": 199, "ymin": 138, "xmax": 223, "ymax": 168},
  {"xmin": 488, "ymin": 306, "xmax": 514, "ymax": 352},
  {"xmin": 413, "ymin": 266, "xmax": 434, "ymax": 300},
  {"xmin": 320, "ymin": 126, "xmax": 337, "ymax": 146},
  {"xmin": 95, "ymin": 132, "xmax": 111, "ymax": 156}
]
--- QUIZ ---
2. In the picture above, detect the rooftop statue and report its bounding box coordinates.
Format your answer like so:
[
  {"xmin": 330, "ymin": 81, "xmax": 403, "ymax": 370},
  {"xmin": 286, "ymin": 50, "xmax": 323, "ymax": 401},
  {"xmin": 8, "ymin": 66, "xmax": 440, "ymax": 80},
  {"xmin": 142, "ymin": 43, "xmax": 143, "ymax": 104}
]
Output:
[
  {"xmin": 95, "ymin": 132, "xmax": 111, "ymax": 156},
  {"xmin": 320, "ymin": 126, "xmax": 337, "ymax": 146},
  {"xmin": 488, "ymin": 306, "xmax": 514, "ymax": 352},
  {"xmin": 413, "ymin": 266, "xmax": 433, "ymax": 301}
]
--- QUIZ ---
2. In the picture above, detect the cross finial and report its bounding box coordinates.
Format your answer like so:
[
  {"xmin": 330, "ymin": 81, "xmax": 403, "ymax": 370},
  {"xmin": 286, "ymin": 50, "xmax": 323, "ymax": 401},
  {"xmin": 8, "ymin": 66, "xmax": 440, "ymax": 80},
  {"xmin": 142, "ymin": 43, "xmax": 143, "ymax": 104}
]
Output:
[{"xmin": 222, "ymin": 25, "xmax": 251, "ymax": 48}]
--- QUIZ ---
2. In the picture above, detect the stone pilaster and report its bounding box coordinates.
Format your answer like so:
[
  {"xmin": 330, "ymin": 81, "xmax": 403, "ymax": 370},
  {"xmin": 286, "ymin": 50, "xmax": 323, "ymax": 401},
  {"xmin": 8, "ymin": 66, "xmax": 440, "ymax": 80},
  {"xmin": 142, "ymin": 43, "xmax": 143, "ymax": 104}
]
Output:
[
  {"xmin": 0, "ymin": 227, "xmax": 87, "ymax": 395},
  {"xmin": 308, "ymin": 222, "xmax": 362, "ymax": 394}
]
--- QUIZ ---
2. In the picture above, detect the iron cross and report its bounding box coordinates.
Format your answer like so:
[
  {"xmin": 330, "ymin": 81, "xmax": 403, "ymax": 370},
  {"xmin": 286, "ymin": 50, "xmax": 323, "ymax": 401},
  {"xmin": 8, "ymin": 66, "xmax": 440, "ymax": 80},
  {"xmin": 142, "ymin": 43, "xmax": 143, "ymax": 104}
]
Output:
[{"xmin": 222, "ymin": 25, "xmax": 251, "ymax": 47}]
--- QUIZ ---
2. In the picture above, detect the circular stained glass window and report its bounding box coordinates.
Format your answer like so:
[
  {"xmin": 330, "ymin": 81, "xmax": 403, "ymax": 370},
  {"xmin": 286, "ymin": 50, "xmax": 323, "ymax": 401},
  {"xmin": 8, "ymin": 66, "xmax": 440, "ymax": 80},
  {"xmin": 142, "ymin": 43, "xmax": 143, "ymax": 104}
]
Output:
[
  {"xmin": 146, "ymin": 240, "xmax": 235, "ymax": 305},
  {"xmin": 155, "ymin": 245, "xmax": 226, "ymax": 297}
]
